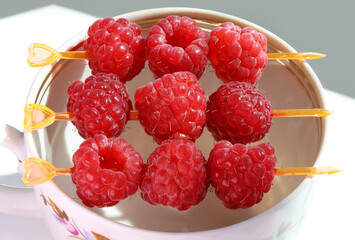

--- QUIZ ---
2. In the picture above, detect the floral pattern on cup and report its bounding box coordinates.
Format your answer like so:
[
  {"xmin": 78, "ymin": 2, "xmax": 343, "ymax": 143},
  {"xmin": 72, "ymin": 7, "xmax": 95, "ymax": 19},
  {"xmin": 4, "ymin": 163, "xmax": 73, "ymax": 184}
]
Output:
[{"xmin": 40, "ymin": 193, "xmax": 111, "ymax": 240}]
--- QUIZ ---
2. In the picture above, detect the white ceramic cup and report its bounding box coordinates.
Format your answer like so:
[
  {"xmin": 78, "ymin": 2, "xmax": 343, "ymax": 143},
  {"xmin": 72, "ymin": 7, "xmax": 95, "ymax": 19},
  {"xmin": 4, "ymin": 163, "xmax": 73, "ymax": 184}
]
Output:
[{"xmin": 0, "ymin": 7, "xmax": 327, "ymax": 240}]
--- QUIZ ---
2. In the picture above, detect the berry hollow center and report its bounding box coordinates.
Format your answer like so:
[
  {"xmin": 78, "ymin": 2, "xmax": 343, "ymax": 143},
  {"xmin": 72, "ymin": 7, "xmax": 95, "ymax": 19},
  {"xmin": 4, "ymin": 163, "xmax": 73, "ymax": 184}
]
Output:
[{"xmin": 99, "ymin": 154, "xmax": 124, "ymax": 172}]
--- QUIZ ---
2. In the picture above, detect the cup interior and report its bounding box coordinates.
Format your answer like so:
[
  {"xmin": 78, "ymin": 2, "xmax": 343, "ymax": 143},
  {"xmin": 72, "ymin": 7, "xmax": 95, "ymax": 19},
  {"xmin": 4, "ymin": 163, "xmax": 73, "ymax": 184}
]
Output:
[{"xmin": 25, "ymin": 9, "xmax": 325, "ymax": 232}]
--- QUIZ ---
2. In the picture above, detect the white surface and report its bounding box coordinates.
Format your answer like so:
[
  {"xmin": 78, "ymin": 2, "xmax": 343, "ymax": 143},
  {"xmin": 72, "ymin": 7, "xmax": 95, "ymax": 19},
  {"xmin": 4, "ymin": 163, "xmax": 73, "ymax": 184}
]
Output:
[
  {"xmin": 298, "ymin": 90, "xmax": 355, "ymax": 240},
  {"xmin": 0, "ymin": 5, "xmax": 97, "ymax": 240},
  {"xmin": 0, "ymin": 5, "xmax": 353, "ymax": 240}
]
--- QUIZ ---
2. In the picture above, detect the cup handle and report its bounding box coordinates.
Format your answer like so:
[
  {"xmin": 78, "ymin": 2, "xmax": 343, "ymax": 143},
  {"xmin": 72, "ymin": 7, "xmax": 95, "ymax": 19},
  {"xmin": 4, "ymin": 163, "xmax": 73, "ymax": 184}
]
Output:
[{"xmin": 0, "ymin": 124, "xmax": 42, "ymax": 218}]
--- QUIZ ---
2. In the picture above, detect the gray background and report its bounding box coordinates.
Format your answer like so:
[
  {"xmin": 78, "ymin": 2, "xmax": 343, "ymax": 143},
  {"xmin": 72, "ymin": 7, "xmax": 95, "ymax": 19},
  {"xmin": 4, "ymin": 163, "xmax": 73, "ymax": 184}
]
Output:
[{"xmin": 2, "ymin": 0, "xmax": 354, "ymax": 98}]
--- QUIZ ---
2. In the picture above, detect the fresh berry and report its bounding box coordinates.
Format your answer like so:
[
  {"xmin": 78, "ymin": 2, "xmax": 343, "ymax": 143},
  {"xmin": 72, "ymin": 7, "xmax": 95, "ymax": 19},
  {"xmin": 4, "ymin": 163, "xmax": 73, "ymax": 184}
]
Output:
[
  {"xmin": 208, "ymin": 141, "xmax": 276, "ymax": 209},
  {"xmin": 135, "ymin": 71, "xmax": 207, "ymax": 144},
  {"xmin": 208, "ymin": 22, "xmax": 268, "ymax": 84},
  {"xmin": 147, "ymin": 16, "xmax": 209, "ymax": 79},
  {"xmin": 67, "ymin": 73, "xmax": 132, "ymax": 139},
  {"xmin": 206, "ymin": 81, "xmax": 272, "ymax": 144},
  {"xmin": 140, "ymin": 139, "xmax": 209, "ymax": 211},
  {"xmin": 84, "ymin": 17, "xmax": 146, "ymax": 83},
  {"xmin": 71, "ymin": 134, "xmax": 143, "ymax": 208}
]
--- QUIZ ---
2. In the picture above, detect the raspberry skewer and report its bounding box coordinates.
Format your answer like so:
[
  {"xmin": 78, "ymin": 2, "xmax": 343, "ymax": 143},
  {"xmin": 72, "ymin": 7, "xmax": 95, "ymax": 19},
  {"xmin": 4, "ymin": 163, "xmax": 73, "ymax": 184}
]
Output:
[
  {"xmin": 27, "ymin": 17, "xmax": 325, "ymax": 83},
  {"xmin": 28, "ymin": 42, "xmax": 323, "ymax": 67},
  {"xmin": 22, "ymin": 157, "xmax": 341, "ymax": 184},
  {"xmin": 205, "ymin": 81, "xmax": 332, "ymax": 144},
  {"xmin": 22, "ymin": 141, "xmax": 341, "ymax": 209},
  {"xmin": 22, "ymin": 158, "xmax": 342, "ymax": 183},
  {"xmin": 24, "ymin": 102, "xmax": 331, "ymax": 132}
]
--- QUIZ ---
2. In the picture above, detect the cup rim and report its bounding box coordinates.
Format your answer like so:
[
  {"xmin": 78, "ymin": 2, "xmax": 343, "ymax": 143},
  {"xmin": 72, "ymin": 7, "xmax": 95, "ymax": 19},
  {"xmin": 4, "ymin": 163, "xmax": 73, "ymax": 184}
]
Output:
[{"xmin": 24, "ymin": 7, "xmax": 328, "ymax": 235}]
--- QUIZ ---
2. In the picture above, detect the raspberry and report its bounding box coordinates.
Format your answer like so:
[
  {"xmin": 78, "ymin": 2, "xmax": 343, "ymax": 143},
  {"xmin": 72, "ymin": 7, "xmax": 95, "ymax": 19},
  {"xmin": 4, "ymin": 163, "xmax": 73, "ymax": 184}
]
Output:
[
  {"xmin": 84, "ymin": 17, "xmax": 146, "ymax": 83},
  {"xmin": 71, "ymin": 134, "xmax": 143, "ymax": 208},
  {"xmin": 206, "ymin": 81, "xmax": 272, "ymax": 144},
  {"xmin": 67, "ymin": 73, "xmax": 132, "ymax": 139},
  {"xmin": 140, "ymin": 139, "xmax": 209, "ymax": 210},
  {"xmin": 208, "ymin": 141, "xmax": 276, "ymax": 209},
  {"xmin": 208, "ymin": 22, "xmax": 268, "ymax": 84},
  {"xmin": 135, "ymin": 71, "xmax": 207, "ymax": 144},
  {"xmin": 147, "ymin": 16, "xmax": 209, "ymax": 79}
]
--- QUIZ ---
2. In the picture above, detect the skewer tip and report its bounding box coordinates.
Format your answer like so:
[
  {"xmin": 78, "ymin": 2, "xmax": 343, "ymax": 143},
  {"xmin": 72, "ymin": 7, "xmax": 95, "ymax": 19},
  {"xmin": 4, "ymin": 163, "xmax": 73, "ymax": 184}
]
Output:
[
  {"xmin": 320, "ymin": 166, "xmax": 344, "ymax": 175},
  {"xmin": 303, "ymin": 52, "xmax": 327, "ymax": 60},
  {"xmin": 274, "ymin": 166, "xmax": 343, "ymax": 176},
  {"xmin": 317, "ymin": 109, "xmax": 333, "ymax": 117}
]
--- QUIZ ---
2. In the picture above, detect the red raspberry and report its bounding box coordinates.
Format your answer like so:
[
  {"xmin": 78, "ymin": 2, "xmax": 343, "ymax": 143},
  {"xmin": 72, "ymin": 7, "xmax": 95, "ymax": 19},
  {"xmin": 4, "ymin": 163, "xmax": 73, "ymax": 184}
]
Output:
[
  {"xmin": 206, "ymin": 81, "xmax": 272, "ymax": 144},
  {"xmin": 67, "ymin": 73, "xmax": 132, "ymax": 139},
  {"xmin": 135, "ymin": 71, "xmax": 207, "ymax": 144},
  {"xmin": 140, "ymin": 139, "xmax": 209, "ymax": 210},
  {"xmin": 208, "ymin": 22, "xmax": 268, "ymax": 84},
  {"xmin": 84, "ymin": 17, "xmax": 146, "ymax": 83},
  {"xmin": 208, "ymin": 141, "xmax": 276, "ymax": 209},
  {"xmin": 71, "ymin": 134, "xmax": 143, "ymax": 208},
  {"xmin": 147, "ymin": 16, "xmax": 209, "ymax": 79}
]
